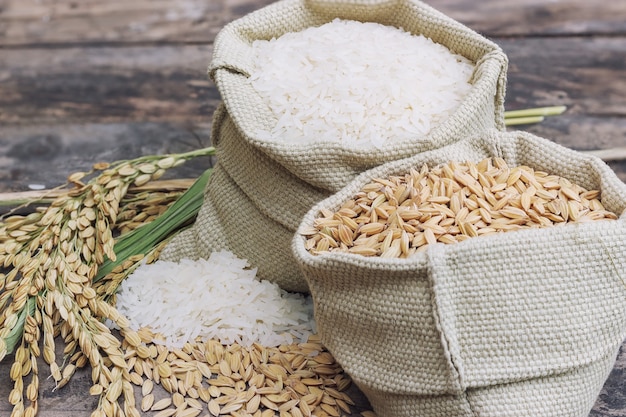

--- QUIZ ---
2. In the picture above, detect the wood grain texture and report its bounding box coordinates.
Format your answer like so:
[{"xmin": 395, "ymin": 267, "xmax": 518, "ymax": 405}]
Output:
[
  {"xmin": 2, "ymin": 0, "xmax": 625, "ymax": 46},
  {"xmin": 429, "ymin": 0, "xmax": 626, "ymax": 37},
  {"xmin": 0, "ymin": 0, "xmax": 275, "ymax": 46},
  {"xmin": 0, "ymin": 122, "xmax": 213, "ymax": 192},
  {"xmin": 0, "ymin": 45, "xmax": 218, "ymax": 125},
  {"xmin": 500, "ymin": 37, "xmax": 626, "ymax": 115},
  {"xmin": 1, "ymin": 38, "xmax": 624, "ymax": 122}
]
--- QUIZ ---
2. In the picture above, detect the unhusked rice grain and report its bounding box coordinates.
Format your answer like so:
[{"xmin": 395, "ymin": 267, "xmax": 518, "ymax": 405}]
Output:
[
  {"xmin": 250, "ymin": 19, "xmax": 475, "ymax": 148},
  {"xmin": 303, "ymin": 158, "xmax": 618, "ymax": 258},
  {"xmin": 114, "ymin": 251, "xmax": 314, "ymax": 348}
]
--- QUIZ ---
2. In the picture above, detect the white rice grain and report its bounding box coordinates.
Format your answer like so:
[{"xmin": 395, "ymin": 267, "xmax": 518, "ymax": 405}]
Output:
[
  {"xmin": 250, "ymin": 19, "xmax": 475, "ymax": 148},
  {"xmin": 114, "ymin": 251, "xmax": 314, "ymax": 348}
]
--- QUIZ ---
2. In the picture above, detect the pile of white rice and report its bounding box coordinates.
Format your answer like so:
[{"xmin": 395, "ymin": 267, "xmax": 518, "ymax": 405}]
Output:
[
  {"xmin": 250, "ymin": 19, "xmax": 475, "ymax": 148},
  {"xmin": 114, "ymin": 251, "xmax": 314, "ymax": 348}
]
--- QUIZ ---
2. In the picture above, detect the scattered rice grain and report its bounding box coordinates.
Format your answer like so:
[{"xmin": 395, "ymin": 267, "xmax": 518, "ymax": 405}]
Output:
[{"xmin": 114, "ymin": 251, "xmax": 314, "ymax": 348}]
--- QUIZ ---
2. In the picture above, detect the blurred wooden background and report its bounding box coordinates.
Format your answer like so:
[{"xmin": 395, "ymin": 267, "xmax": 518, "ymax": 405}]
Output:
[
  {"xmin": 0, "ymin": 0, "xmax": 625, "ymax": 416},
  {"xmin": 0, "ymin": 0, "xmax": 625, "ymax": 193}
]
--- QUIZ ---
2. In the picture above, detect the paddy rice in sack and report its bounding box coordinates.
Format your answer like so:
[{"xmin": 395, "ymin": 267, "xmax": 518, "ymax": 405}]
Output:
[
  {"xmin": 293, "ymin": 129, "xmax": 626, "ymax": 417},
  {"xmin": 160, "ymin": 0, "xmax": 508, "ymax": 292}
]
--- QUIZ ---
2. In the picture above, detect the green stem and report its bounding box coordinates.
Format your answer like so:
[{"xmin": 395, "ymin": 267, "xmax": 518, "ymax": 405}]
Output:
[
  {"xmin": 504, "ymin": 116, "xmax": 545, "ymax": 126},
  {"xmin": 0, "ymin": 197, "xmax": 56, "ymax": 208},
  {"xmin": 504, "ymin": 105, "xmax": 566, "ymax": 119}
]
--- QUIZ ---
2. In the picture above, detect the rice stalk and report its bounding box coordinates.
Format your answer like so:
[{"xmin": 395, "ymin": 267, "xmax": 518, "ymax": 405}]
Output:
[
  {"xmin": 504, "ymin": 105, "xmax": 566, "ymax": 126},
  {"xmin": 584, "ymin": 146, "xmax": 626, "ymax": 163},
  {"xmin": 0, "ymin": 179, "xmax": 196, "ymax": 215},
  {"xmin": 504, "ymin": 105, "xmax": 567, "ymax": 119},
  {"xmin": 0, "ymin": 146, "xmax": 215, "ymax": 417},
  {"xmin": 503, "ymin": 115, "xmax": 545, "ymax": 126}
]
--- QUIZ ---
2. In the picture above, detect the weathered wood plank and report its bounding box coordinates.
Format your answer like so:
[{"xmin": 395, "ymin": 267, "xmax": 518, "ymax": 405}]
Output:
[
  {"xmin": 430, "ymin": 0, "xmax": 626, "ymax": 37},
  {"xmin": 517, "ymin": 116, "xmax": 626, "ymax": 154},
  {"xmin": 499, "ymin": 37, "xmax": 626, "ymax": 116},
  {"xmin": 507, "ymin": 115, "xmax": 626, "ymax": 183},
  {"xmin": 0, "ymin": 122, "xmax": 623, "ymax": 193},
  {"xmin": 0, "ymin": 360, "xmax": 99, "ymax": 416},
  {"xmin": 0, "ymin": 0, "xmax": 274, "ymax": 46},
  {"xmin": 1, "ymin": 38, "xmax": 624, "ymax": 122},
  {"xmin": 0, "ymin": 122, "xmax": 213, "ymax": 193},
  {"xmin": 0, "ymin": 45, "xmax": 218, "ymax": 125},
  {"xmin": 0, "ymin": 118, "xmax": 622, "ymax": 194},
  {"xmin": 1, "ymin": 0, "xmax": 625, "ymax": 47}
]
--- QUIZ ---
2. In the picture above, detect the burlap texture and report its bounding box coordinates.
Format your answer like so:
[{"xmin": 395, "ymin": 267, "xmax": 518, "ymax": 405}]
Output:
[
  {"xmin": 292, "ymin": 130, "xmax": 626, "ymax": 416},
  {"xmin": 161, "ymin": 0, "xmax": 508, "ymax": 292}
]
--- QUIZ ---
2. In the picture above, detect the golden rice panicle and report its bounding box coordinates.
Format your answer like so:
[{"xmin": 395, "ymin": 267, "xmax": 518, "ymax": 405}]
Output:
[
  {"xmin": 8, "ymin": 342, "xmax": 26, "ymax": 415},
  {"xmin": 303, "ymin": 158, "xmax": 617, "ymax": 258},
  {"xmin": 24, "ymin": 315, "xmax": 41, "ymax": 411},
  {"xmin": 5, "ymin": 335, "xmax": 40, "ymax": 417},
  {"xmin": 0, "ymin": 148, "xmax": 215, "ymax": 417},
  {"xmin": 116, "ymin": 190, "xmax": 183, "ymax": 235}
]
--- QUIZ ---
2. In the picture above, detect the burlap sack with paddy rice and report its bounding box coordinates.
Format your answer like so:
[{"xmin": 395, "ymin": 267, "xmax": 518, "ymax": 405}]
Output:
[
  {"xmin": 292, "ymin": 129, "xmax": 626, "ymax": 417},
  {"xmin": 161, "ymin": 0, "xmax": 509, "ymax": 292}
]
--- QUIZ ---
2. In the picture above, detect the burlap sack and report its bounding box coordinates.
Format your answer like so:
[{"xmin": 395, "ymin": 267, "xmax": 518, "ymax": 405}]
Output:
[
  {"xmin": 292, "ymin": 130, "xmax": 626, "ymax": 417},
  {"xmin": 161, "ymin": 0, "xmax": 508, "ymax": 292}
]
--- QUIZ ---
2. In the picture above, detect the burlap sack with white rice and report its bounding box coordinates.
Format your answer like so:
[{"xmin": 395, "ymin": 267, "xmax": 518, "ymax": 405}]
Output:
[
  {"xmin": 161, "ymin": 0, "xmax": 508, "ymax": 292},
  {"xmin": 292, "ymin": 129, "xmax": 626, "ymax": 416}
]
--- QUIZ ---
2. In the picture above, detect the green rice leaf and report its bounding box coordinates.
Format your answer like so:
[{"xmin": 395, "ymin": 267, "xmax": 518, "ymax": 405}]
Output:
[
  {"xmin": 94, "ymin": 168, "xmax": 213, "ymax": 282},
  {"xmin": 4, "ymin": 297, "xmax": 36, "ymax": 354}
]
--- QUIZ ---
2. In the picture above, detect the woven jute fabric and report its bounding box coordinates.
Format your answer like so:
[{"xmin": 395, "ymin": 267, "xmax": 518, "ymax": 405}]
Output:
[
  {"xmin": 161, "ymin": 0, "xmax": 508, "ymax": 292},
  {"xmin": 292, "ymin": 130, "xmax": 626, "ymax": 416}
]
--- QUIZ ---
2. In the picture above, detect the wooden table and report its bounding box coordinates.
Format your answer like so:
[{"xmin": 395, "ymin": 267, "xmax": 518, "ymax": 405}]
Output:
[{"xmin": 0, "ymin": 0, "xmax": 625, "ymax": 416}]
